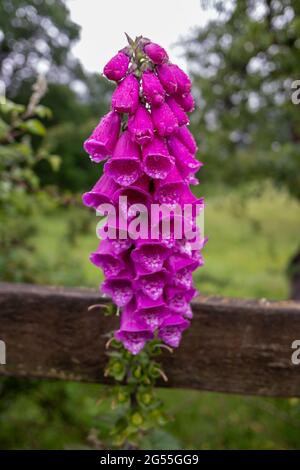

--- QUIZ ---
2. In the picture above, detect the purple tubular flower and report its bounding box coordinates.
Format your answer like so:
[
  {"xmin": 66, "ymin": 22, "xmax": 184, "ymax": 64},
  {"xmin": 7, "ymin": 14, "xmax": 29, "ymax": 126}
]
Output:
[
  {"xmin": 111, "ymin": 74, "xmax": 139, "ymax": 114},
  {"xmin": 151, "ymin": 102, "xmax": 178, "ymax": 137},
  {"xmin": 98, "ymin": 215, "xmax": 133, "ymax": 254},
  {"xmin": 103, "ymin": 51, "xmax": 130, "ymax": 81},
  {"xmin": 176, "ymin": 125, "xmax": 198, "ymax": 154},
  {"xmin": 175, "ymin": 92, "xmax": 195, "ymax": 113},
  {"xmin": 169, "ymin": 64, "xmax": 192, "ymax": 95},
  {"xmin": 131, "ymin": 241, "xmax": 170, "ymax": 273},
  {"xmin": 166, "ymin": 96, "xmax": 189, "ymax": 126},
  {"xmin": 144, "ymin": 42, "xmax": 168, "ymax": 64},
  {"xmin": 166, "ymin": 253, "xmax": 200, "ymax": 273},
  {"xmin": 136, "ymin": 291, "xmax": 165, "ymax": 310},
  {"xmin": 158, "ymin": 314, "xmax": 190, "ymax": 348},
  {"xmin": 113, "ymin": 174, "xmax": 152, "ymax": 218},
  {"xmin": 82, "ymin": 174, "xmax": 119, "ymax": 212},
  {"xmin": 115, "ymin": 302, "xmax": 153, "ymax": 354},
  {"xmin": 142, "ymin": 71, "xmax": 165, "ymax": 106},
  {"xmin": 165, "ymin": 286, "xmax": 197, "ymax": 313},
  {"xmin": 142, "ymin": 136, "xmax": 174, "ymax": 179},
  {"xmin": 101, "ymin": 278, "xmax": 133, "ymax": 307},
  {"xmin": 128, "ymin": 103, "xmax": 154, "ymax": 145},
  {"xmin": 104, "ymin": 130, "xmax": 142, "ymax": 186},
  {"xmin": 83, "ymin": 111, "xmax": 121, "ymax": 162},
  {"xmin": 83, "ymin": 37, "xmax": 206, "ymax": 354},
  {"xmin": 136, "ymin": 306, "xmax": 170, "ymax": 331},
  {"xmin": 173, "ymin": 266, "xmax": 194, "ymax": 289},
  {"xmin": 134, "ymin": 269, "xmax": 168, "ymax": 300},
  {"xmin": 168, "ymin": 134, "xmax": 202, "ymax": 179},
  {"xmin": 154, "ymin": 166, "xmax": 199, "ymax": 207},
  {"xmin": 90, "ymin": 240, "xmax": 124, "ymax": 278},
  {"xmin": 156, "ymin": 64, "xmax": 177, "ymax": 94}
]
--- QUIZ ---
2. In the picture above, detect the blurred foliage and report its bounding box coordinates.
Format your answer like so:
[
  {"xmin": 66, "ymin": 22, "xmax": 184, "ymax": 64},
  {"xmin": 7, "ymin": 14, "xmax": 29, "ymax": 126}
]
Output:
[
  {"xmin": 186, "ymin": 0, "xmax": 300, "ymax": 199},
  {"xmin": 0, "ymin": 0, "xmax": 81, "ymax": 95},
  {"xmin": 104, "ymin": 339, "xmax": 170, "ymax": 449},
  {"xmin": 0, "ymin": 0, "xmax": 113, "ymax": 192},
  {"xmin": 0, "ymin": 76, "xmax": 60, "ymax": 282}
]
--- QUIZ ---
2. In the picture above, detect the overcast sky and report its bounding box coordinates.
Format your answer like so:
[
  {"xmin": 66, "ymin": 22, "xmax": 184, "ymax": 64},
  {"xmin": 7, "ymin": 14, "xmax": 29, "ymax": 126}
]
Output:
[{"xmin": 68, "ymin": 0, "xmax": 216, "ymax": 73}]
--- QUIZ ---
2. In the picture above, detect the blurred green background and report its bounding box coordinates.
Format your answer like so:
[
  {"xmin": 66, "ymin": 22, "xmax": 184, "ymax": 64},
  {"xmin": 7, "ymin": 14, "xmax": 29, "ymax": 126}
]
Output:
[{"xmin": 0, "ymin": 0, "xmax": 300, "ymax": 450}]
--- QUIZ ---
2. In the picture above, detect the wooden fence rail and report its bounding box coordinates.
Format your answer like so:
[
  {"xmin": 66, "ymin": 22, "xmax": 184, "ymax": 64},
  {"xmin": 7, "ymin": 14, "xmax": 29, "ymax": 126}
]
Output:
[{"xmin": 0, "ymin": 282, "xmax": 300, "ymax": 397}]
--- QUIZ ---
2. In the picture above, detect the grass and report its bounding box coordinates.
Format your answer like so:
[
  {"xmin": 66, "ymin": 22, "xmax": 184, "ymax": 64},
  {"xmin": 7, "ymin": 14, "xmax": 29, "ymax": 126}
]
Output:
[{"xmin": 1, "ymin": 181, "xmax": 300, "ymax": 450}]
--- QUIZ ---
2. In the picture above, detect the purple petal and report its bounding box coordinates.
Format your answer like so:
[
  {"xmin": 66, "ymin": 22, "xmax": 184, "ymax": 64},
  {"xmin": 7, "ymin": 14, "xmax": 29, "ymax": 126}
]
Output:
[
  {"xmin": 166, "ymin": 96, "xmax": 189, "ymax": 126},
  {"xmin": 144, "ymin": 42, "xmax": 168, "ymax": 64},
  {"xmin": 158, "ymin": 314, "xmax": 190, "ymax": 347},
  {"xmin": 142, "ymin": 71, "xmax": 165, "ymax": 106},
  {"xmin": 82, "ymin": 174, "xmax": 119, "ymax": 212},
  {"xmin": 128, "ymin": 103, "xmax": 154, "ymax": 145},
  {"xmin": 115, "ymin": 302, "xmax": 153, "ymax": 354},
  {"xmin": 111, "ymin": 74, "xmax": 139, "ymax": 114},
  {"xmin": 135, "ymin": 270, "xmax": 167, "ymax": 300},
  {"xmin": 101, "ymin": 278, "xmax": 133, "ymax": 307},
  {"xmin": 151, "ymin": 102, "xmax": 178, "ymax": 137},
  {"xmin": 174, "ymin": 93, "xmax": 195, "ymax": 112},
  {"xmin": 136, "ymin": 306, "xmax": 171, "ymax": 331},
  {"xmin": 157, "ymin": 64, "xmax": 177, "ymax": 95},
  {"xmin": 169, "ymin": 64, "xmax": 192, "ymax": 95},
  {"xmin": 131, "ymin": 242, "xmax": 170, "ymax": 273},
  {"xmin": 175, "ymin": 125, "xmax": 198, "ymax": 154},
  {"xmin": 104, "ymin": 130, "xmax": 142, "ymax": 186},
  {"xmin": 142, "ymin": 136, "xmax": 174, "ymax": 179},
  {"xmin": 104, "ymin": 51, "xmax": 130, "ymax": 81},
  {"xmin": 83, "ymin": 111, "xmax": 121, "ymax": 162},
  {"xmin": 168, "ymin": 134, "xmax": 202, "ymax": 179}
]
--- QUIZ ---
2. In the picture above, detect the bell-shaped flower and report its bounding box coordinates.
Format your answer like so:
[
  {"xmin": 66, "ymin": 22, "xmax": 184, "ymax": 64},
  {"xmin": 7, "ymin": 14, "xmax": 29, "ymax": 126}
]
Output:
[
  {"xmin": 166, "ymin": 96, "xmax": 189, "ymax": 126},
  {"xmin": 113, "ymin": 174, "xmax": 152, "ymax": 218},
  {"xmin": 101, "ymin": 278, "xmax": 133, "ymax": 307},
  {"xmin": 134, "ymin": 269, "xmax": 168, "ymax": 300},
  {"xmin": 104, "ymin": 51, "xmax": 130, "ymax": 81},
  {"xmin": 115, "ymin": 302, "xmax": 153, "ymax": 354},
  {"xmin": 131, "ymin": 240, "xmax": 170, "ymax": 273},
  {"xmin": 128, "ymin": 103, "xmax": 154, "ymax": 145},
  {"xmin": 83, "ymin": 111, "xmax": 121, "ymax": 162},
  {"xmin": 90, "ymin": 240, "xmax": 124, "ymax": 278},
  {"xmin": 144, "ymin": 42, "xmax": 168, "ymax": 64},
  {"xmin": 82, "ymin": 174, "xmax": 119, "ymax": 212},
  {"xmin": 168, "ymin": 134, "xmax": 202, "ymax": 179},
  {"xmin": 142, "ymin": 136, "xmax": 174, "ymax": 179},
  {"xmin": 158, "ymin": 314, "xmax": 190, "ymax": 348},
  {"xmin": 175, "ymin": 125, "xmax": 198, "ymax": 154},
  {"xmin": 175, "ymin": 92, "xmax": 195, "ymax": 113},
  {"xmin": 156, "ymin": 64, "xmax": 177, "ymax": 95},
  {"xmin": 104, "ymin": 130, "xmax": 142, "ymax": 186},
  {"xmin": 136, "ymin": 305, "xmax": 171, "ymax": 332},
  {"xmin": 142, "ymin": 71, "xmax": 165, "ymax": 106},
  {"xmin": 111, "ymin": 74, "xmax": 139, "ymax": 114},
  {"xmin": 151, "ymin": 101, "xmax": 178, "ymax": 136},
  {"xmin": 154, "ymin": 167, "xmax": 199, "ymax": 207},
  {"xmin": 169, "ymin": 64, "xmax": 192, "ymax": 95}
]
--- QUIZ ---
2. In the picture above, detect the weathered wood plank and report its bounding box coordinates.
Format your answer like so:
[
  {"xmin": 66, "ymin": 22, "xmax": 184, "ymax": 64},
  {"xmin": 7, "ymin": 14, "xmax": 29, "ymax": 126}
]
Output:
[{"xmin": 0, "ymin": 282, "xmax": 300, "ymax": 396}]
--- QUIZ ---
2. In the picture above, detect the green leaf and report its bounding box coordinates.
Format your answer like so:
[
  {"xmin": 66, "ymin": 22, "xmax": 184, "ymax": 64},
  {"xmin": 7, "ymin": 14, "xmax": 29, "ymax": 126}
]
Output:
[
  {"xmin": 19, "ymin": 119, "xmax": 46, "ymax": 136},
  {"xmin": 48, "ymin": 155, "xmax": 61, "ymax": 172},
  {"xmin": 34, "ymin": 105, "xmax": 53, "ymax": 119},
  {"xmin": 0, "ymin": 118, "xmax": 9, "ymax": 139},
  {"xmin": 0, "ymin": 99, "xmax": 25, "ymax": 115}
]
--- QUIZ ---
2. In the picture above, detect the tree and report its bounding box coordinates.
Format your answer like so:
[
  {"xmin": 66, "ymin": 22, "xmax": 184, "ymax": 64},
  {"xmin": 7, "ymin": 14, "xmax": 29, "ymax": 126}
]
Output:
[
  {"xmin": 183, "ymin": 0, "xmax": 300, "ymax": 296},
  {"xmin": 184, "ymin": 0, "xmax": 300, "ymax": 198},
  {"xmin": 0, "ymin": 0, "xmax": 81, "ymax": 96}
]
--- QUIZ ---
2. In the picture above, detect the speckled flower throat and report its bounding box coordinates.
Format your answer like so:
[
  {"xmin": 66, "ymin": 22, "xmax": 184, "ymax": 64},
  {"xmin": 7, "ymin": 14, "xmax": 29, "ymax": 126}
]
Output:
[{"xmin": 83, "ymin": 35, "xmax": 206, "ymax": 355}]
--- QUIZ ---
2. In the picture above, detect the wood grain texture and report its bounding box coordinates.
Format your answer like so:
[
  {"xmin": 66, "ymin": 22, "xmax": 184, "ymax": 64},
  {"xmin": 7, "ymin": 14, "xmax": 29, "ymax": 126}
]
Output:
[{"xmin": 0, "ymin": 282, "xmax": 300, "ymax": 396}]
